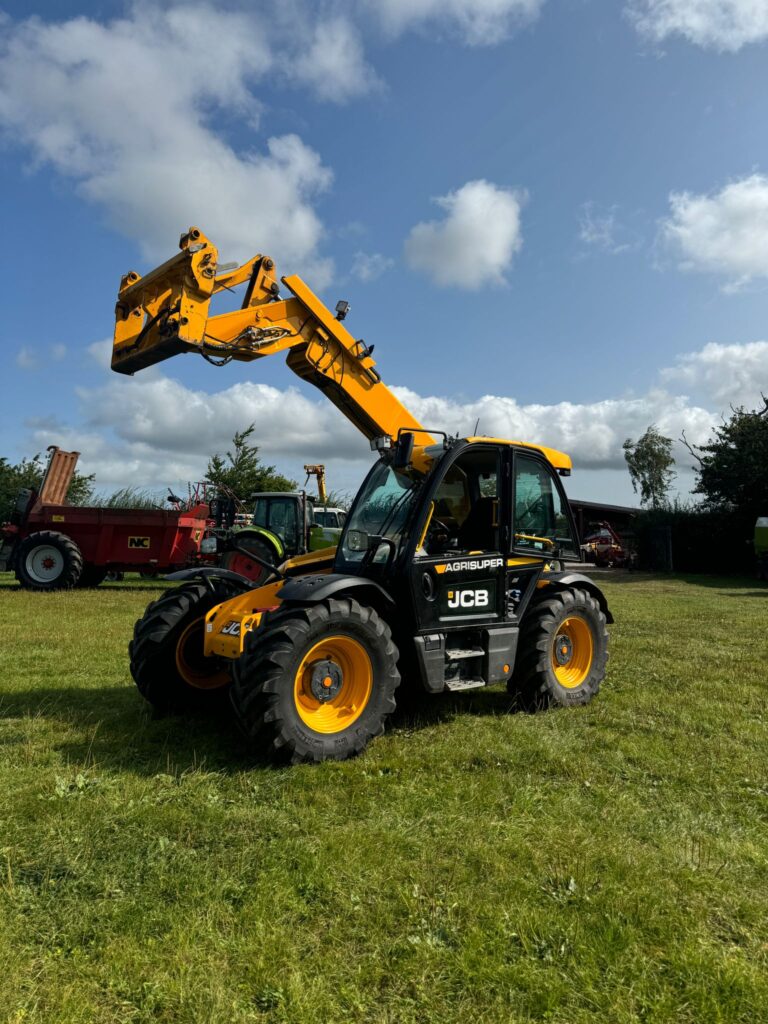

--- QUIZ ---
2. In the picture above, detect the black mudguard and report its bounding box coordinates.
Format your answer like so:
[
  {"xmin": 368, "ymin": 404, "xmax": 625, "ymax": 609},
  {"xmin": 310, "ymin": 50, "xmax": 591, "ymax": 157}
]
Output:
[
  {"xmin": 277, "ymin": 572, "xmax": 395, "ymax": 608},
  {"xmin": 541, "ymin": 571, "xmax": 614, "ymax": 623},
  {"xmin": 164, "ymin": 566, "xmax": 255, "ymax": 590}
]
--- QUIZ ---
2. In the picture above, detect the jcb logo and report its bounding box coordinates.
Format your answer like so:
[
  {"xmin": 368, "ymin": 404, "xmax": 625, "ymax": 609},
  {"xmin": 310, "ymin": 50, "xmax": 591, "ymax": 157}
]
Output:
[
  {"xmin": 128, "ymin": 536, "xmax": 150, "ymax": 549},
  {"xmin": 220, "ymin": 621, "xmax": 241, "ymax": 636},
  {"xmin": 447, "ymin": 589, "xmax": 489, "ymax": 609}
]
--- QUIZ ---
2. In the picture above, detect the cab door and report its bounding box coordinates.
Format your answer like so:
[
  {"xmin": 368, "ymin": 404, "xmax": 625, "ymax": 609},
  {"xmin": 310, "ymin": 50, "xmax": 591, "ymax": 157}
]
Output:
[
  {"xmin": 506, "ymin": 450, "xmax": 581, "ymax": 619},
  {"xmin": 408, "ymin": 444, "xmax": 508, "ymax": 634}
]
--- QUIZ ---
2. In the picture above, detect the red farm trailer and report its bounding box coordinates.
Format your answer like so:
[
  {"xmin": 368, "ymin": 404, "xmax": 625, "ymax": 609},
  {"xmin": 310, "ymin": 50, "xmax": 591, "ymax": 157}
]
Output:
[{"xmin": 0, "ymin": 447, "xmax": 211, "ymax": 590}]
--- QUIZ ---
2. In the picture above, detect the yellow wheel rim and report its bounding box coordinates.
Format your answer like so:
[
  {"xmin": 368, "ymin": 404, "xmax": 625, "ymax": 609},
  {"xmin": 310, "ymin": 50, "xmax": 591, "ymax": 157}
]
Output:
[
  {"xmin": 551, "ymin": 615, "xmax": 594, "ymax": 688},
  {"xmin": 293, "ymin": 635, "xmax": 373, "ymax": 734},
  {"xmin": 175, "ymin": 618, "xmax": 230, "ymax": 690}
]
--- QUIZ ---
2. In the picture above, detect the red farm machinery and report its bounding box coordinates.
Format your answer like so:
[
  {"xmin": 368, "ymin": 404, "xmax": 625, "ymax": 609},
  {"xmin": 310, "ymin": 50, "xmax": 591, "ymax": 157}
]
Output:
[{"xmin": 0, "ymin": 446, "xmax": 212, "ymax": 590}]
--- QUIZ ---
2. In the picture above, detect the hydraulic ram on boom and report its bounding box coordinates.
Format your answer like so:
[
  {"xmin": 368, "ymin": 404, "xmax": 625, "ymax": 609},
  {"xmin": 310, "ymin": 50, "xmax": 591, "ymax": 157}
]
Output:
[{"xmin": 112, "ymin": 227, "xmax": 432, "ymax": 448}]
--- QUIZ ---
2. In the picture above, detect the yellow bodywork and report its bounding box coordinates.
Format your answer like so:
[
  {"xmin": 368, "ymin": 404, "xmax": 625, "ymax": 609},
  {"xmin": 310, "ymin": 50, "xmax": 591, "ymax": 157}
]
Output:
[
  {"xmin": 205, "ymin": 547, "xmax": 336, "ymax": 660},
  {"xmin": 205, "ymin": 580, "xmax": 283, "ymax": 660},
  {"xmin": 279, "ymin": 546, "xmax": 336, "ymax": 575}
]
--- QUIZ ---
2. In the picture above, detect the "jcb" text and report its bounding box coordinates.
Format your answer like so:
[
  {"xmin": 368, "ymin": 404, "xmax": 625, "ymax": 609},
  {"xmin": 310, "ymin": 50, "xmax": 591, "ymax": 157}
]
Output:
[{"xmin": 447, "ymin": 589, "xmax": 489, "ymax": 609}]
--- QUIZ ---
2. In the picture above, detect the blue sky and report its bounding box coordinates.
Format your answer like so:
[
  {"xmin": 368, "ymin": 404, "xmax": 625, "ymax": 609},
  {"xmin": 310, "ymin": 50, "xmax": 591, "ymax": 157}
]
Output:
[{"xmin": 2, "ymin": 0, "xmax": 768, "ymax": 504}]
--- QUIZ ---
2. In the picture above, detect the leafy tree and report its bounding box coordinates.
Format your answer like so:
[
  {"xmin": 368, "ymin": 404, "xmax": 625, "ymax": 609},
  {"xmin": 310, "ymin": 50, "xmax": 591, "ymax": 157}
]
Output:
[
  {"xmin": 623, "ymin": 424, "xmax": 676, "ymax": 509},
  {"xmin": 205, "ymin": 425, "xmax": 296, "ymax": 502},
  {"xmin": 683, "ymin": 400, "xmax": 768, "ymax": 519},
  {"xmin": 0, "ymin": 452, "xmax": 94, "ymax": 520}
]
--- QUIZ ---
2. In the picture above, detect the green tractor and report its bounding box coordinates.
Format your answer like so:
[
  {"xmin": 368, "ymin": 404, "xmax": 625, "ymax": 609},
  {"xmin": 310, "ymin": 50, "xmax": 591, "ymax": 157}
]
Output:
[{"xmin": 215, "ymin": 491, "xmax": 342, "ymax": 584}]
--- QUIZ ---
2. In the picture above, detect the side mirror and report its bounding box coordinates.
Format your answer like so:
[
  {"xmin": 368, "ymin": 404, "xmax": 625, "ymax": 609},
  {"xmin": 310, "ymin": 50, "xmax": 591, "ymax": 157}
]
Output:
[
  {"xmin": 368, "ymin": 534, "xmax": 395, "ymax": 565},
  {"xmin": 393, "ymin": 432, "xmax": 415, "ymax": 469}
]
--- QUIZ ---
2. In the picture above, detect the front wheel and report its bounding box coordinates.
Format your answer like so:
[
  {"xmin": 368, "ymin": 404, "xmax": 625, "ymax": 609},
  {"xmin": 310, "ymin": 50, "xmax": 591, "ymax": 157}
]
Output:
[
  {"xmin": 510, "ymin": 587, "xmax": 608, "ymax": 709},
  {"xmin": 232, "ymin": 597, "xmax": 400, "ymax": 764},
  {"xmin": 129, "ymin": 581, "xmax": 239, "ymax": 711}
]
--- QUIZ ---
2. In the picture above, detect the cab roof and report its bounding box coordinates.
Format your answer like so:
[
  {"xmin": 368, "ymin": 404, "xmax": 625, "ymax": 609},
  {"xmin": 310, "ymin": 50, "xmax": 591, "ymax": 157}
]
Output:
[{"xmin": 463, "ymin": 436, "xmax": 572, "ymax": 472}]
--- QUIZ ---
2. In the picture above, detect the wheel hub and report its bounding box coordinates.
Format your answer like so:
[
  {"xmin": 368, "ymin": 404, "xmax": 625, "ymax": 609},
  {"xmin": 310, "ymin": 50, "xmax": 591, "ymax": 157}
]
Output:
[
  {"xmin": 309, "ymin": 659, "xmax": 343, "ymax": 702},
  {"xmin": 554, "ymin": 633, "xmax": 573, "ymax": 666}
]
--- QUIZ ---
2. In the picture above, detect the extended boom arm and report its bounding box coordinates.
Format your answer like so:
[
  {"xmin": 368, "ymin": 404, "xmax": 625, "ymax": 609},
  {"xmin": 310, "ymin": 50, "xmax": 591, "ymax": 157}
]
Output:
[{"xmin": 112, "ymin": 228, "xmax": 431, "ymax": 447}]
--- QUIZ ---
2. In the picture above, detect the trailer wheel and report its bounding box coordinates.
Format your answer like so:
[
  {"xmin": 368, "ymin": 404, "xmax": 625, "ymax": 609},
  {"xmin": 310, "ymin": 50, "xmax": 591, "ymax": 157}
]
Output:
[
  {"xmin": 15, "ymin": 531, "xmax": 84, "ymax": 591},
  {"xmin": 77, "ymin": 565, "xmax": 108, "ymax": 588},
  {"xmin": 509, "ymin": 587, "xmax": 608, "ymax": 709},
  {"xmin": 232, "ymin": 597, "xmax": 400, "ymax": 764},
  {"xmin": 129, "ymin": 581, "xmax": 239, "ymax": 711}
]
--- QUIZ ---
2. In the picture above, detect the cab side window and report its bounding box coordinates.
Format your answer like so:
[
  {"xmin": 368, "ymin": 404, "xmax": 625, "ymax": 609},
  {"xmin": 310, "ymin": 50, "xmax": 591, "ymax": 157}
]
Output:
[
  {"xmin": 514, "ymin": 455, "xmax": 577, "ymax": 558},
  {"xmin": 423, "ymin": 449, "xmax": 500, "ymax": 555}
]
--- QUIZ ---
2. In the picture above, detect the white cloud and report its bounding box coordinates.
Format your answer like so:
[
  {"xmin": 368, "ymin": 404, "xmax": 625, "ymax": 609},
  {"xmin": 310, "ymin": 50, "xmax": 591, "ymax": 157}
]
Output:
[
  {"xmin": 87, "ymin": 339, "xmax": 114, "ymax": 367},
  {"xmin": 0, "ymin": 4, "xmax": 335, "ymax": 279},
  {"xmin": 388, "ymin": 385, "xmax": 714, "ymax": 471},
  {"xmin": 404, "ymin": 180, "xmax": 525, "ymax": 289},
  {"xmin": 79, "ymin": 377, "xmax": 361, "ymax": 463},
  {"xmin": 660, "ymin": 339, "xmax": 768, "ymax": 408},
  {"xmin": 366, "ymin": 0, "xmax": 546, "ymax": 45},
  {"xmin": 27, "ymin": 334, "xmax": 766, "ymax": 498},
  {"xmin": 350, "ymin": 251, "xmax": 395, "ymax": 282},
  {"xmin": 578, "ymin": 202, "xmax": 637, "ymax": 255},
  {"xmin": 291, "ymin": 17, "xmax": 381, "ymax": 102},
  {"xmin": 15, "ymin": 346, "xmax": 38, "ymax": 370},
  {"xmin": 0, "ymin": 2, "xmax": 549, "ymax": 278},
  {"xmin": 628, "ymin": 0, "xmax": 768, "ymax": 51},
  {"xmin": 660, "ymin": 175, "xmax": 768, "ymax": 290},
  {"xmin": 51, "ymin": 344, "xmax": 67, "ymax": 361}
]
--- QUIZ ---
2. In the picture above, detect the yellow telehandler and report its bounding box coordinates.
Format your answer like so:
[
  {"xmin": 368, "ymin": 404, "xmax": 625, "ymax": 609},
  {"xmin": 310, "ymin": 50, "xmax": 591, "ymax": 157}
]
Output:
[{"xmin": 113, "ymin": 228, "xmax": 611, "ymax": 763}]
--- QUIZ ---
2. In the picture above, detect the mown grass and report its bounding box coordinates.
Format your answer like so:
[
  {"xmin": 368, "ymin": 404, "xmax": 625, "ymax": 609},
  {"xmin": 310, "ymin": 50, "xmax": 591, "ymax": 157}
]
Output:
[{"xmin": 0, "ymin": 572, "xmax": 766, "ymax": 1023}]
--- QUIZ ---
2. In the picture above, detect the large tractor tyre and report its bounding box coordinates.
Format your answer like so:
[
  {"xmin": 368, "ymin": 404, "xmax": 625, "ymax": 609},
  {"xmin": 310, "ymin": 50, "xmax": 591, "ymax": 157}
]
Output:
[
  {"xmin": 219, "ymin": 535, "xmax": 277, "ymax": 586},
  {"xmin": 232, "ymin": 597, "xmax": 400, "ymax": 764},
  {"xmin": 129, "ymin": 581, "xmax": 240, "ymax": 712},
  {"xmin": 77, "ymin": 565, "xmax": 108, "ymax": 588},
  {"xmin": 509, "ymin": 587, "xmax": 608, "ymax": 710},
  {"xmin": 15, "ymin": 531, "xmax": 84, "ymax": 591}
]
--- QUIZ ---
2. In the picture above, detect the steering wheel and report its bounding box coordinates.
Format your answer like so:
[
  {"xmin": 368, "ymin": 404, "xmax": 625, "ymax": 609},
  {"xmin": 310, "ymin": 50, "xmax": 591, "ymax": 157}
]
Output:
[{"xmin": 424, "ymin": 516, "xmax": 452, "ymax": 553}]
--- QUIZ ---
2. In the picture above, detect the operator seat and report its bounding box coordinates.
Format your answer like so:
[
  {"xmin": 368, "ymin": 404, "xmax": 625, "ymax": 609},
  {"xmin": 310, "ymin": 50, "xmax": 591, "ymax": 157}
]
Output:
[{"xmin": 456, "ymin": 497, "xmax": 498, "ymax": 552}]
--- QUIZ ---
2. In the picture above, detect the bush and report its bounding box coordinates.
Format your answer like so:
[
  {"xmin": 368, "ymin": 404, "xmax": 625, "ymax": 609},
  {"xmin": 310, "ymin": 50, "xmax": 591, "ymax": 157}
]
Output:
[{"xmin": 634, "ymin": 504, "xmax": 756, "ymax": 574}]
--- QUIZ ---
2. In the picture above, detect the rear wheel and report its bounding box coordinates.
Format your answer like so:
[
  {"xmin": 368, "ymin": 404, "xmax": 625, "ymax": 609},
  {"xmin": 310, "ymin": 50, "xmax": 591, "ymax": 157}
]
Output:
[
  {"xmin": 509, "ymin": 587, "xmax": 608, "ymax": 709},
  {"xmin": 232, "ymin": 597, "xmax": 400, "ymax": 764},
  {"xmin": 129, "ymin": 581, "xmax": 239, "ymax": 711},
  {"xmin": 15, "ymin": 531, "xmax": 83, "ymax": 591},
  {"xmin": 219, "ymin": 535, "xmax": 276, "ymax": 585}
]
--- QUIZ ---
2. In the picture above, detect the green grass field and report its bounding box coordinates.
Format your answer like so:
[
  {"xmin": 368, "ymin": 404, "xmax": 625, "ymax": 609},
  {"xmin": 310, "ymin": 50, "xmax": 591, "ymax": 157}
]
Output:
[{"xmin": 0, "ymin": 572, "xmax": 766, "ymax": 1023}]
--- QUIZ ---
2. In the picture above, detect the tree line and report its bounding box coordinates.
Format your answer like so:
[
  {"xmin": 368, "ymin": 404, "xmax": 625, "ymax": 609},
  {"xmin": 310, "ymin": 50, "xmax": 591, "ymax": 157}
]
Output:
[
  {"xmin": 623, "ymin": 399, "xmax": 768, "ymax": 522},
  {"xmin": 622, "ymin": 401, "xmax": 768, "ymax": 572}
]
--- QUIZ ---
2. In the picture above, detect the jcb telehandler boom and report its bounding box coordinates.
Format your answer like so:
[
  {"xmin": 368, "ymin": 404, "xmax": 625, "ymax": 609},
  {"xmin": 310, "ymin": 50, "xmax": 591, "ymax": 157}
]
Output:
[
  {"xmin": 117, "ymin": 229, "xmax": 611, "ymax": 765},
  {"xmin": 113, "ymin": 227, "xmax": 431, "ymax": 449}
]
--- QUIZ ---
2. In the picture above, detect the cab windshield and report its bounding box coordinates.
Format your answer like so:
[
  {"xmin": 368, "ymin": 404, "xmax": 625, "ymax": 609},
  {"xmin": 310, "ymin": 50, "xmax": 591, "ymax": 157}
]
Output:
[{"xmin": 340, "ymin": 458, "xmax": 431, "ymax": 565}]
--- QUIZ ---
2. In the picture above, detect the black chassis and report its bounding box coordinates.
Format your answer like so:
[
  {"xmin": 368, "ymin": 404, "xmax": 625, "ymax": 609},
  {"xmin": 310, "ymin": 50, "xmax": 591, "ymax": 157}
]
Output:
[{"xmin": 278, "ymin": 439, "xmax": 612, "ymax": 696}]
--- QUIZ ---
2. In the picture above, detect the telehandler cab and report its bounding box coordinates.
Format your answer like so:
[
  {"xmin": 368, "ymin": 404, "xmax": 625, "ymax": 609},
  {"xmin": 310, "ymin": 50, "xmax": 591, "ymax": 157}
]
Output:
[{"xmin": 114, "ymin": 228, "xmax": 611, "ymax": 764}]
